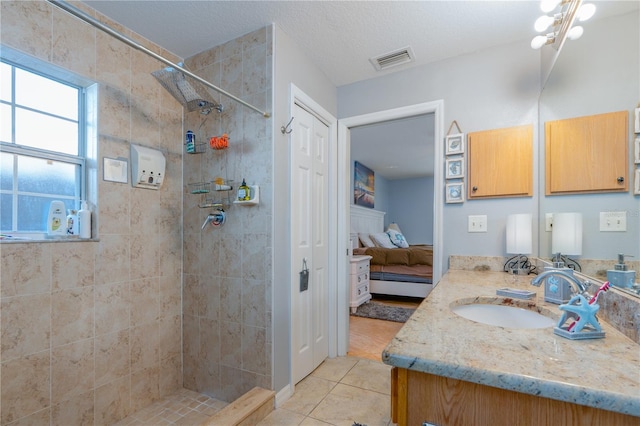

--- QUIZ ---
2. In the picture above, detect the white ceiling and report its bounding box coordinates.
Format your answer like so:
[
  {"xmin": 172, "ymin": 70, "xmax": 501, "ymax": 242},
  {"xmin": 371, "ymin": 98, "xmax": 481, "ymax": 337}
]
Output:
[{"xmin": 83, "ymin": 0, "xmax": 637, "ymax": 179}]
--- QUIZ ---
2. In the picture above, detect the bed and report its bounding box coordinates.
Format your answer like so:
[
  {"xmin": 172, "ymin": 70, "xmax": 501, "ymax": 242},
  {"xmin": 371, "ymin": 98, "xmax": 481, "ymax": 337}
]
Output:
[{"xmin": 350, "ymin": 205, "xmax": 433, "ymax": 298}]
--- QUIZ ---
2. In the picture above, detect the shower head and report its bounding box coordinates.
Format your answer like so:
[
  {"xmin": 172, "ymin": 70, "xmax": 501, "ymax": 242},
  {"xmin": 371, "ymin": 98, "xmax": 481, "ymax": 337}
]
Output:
[{"xmin": 151, "ymin": 64, "xmax": 223, "ymax": 114}]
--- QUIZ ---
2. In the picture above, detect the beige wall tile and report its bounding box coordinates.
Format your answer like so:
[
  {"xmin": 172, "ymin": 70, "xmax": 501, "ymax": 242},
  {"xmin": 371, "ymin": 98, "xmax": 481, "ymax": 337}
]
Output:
[
  {"xmin": 52, "ymin": 6, "xmax": 96, "ymax": 78},
  {"xmin": 130, "ymin": 322, "xmax": 159, "ymax": 373},
  {"xmin": 52, "ymin": 389, "xmax": 94, "ymax": 426},
  {"xmin": 0, "ymin": 351, "xmax": 50, "ymax": 424},
  {"xmin": 52, "ymin": 242, "xmax": 96, "ymax": 290},
  {"xmin": 52, "ymin": 287, "xmax": 94, "ymax": 347},
  {"xmin": 1, "ymin": 294, "xmax": 50, "ymax": 361},
  {"xmin": 95, "ymin": 281, "xmax": 130, "ymax": 336},
  {"xmin": 130, "ymin": 278, "xmax": 159, "ymax": 326},
  {"xmin": 95, "ymin": 330, "xmax": 130, "ymax": 387},
  {"xmin": 51, "ymin": 339, "xmax": 95, "ymax": 404},
  {"xmin": 0, "ymin": 1, "xmax": 52, "ymax": 61},
  {"xmin": 130, "ymin": 366, "xmax": 160, "ymax": 412},
  {"xmin": 94, "ymin": 376, "xmax": 131, "ymax": 425},
  {"xmin": 1, "ymin": 244, "xmax": 51, "ymax": 297},
  {"xmin": 94, "ymin": 234, "xmax": 131, "ymax": 285}
]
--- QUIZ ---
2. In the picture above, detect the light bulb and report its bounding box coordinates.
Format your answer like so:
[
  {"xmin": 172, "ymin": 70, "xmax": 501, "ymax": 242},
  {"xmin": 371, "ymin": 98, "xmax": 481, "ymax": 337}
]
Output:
[
  {"xmin": 535, "ymin": 15, "xmax": 555, "ymax": 32},
  {"xmin": 577, "ymin": 3, "xmax": 596, "ymax": 21},
  {"xmin": 567, "ymin": 26, "xmax": 584, "ymax": 40},
  {"xmin": 540, "ymin": 0, "xmax": 561, "ymax": 13},
  {"xmin": 531, "ymin": 34, "xmax": 550, "ymax": 49}
]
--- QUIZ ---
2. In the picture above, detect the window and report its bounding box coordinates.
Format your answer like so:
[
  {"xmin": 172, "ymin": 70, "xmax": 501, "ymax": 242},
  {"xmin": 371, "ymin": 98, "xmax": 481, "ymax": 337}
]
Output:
[{"xmin": 1, "ymin": 58, "xmax": 88, "ymax": 236}]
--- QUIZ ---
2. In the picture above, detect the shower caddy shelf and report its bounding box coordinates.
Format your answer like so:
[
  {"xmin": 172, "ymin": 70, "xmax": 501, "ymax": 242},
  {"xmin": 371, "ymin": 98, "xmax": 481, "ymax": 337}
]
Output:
[
  {"xmin": 233, "ymin": 185, "xmax": 259, "ymax": 205},
  {"xmin": 188, "ymin": 180, "xmax": 235, "ymax": 208}
]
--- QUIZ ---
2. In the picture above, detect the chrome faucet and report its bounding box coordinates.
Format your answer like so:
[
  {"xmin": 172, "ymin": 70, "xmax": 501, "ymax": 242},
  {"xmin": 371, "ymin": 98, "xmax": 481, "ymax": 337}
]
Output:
[{"xmin": 531, "ymin": 270, "xmax": 591, "ymax": 300}]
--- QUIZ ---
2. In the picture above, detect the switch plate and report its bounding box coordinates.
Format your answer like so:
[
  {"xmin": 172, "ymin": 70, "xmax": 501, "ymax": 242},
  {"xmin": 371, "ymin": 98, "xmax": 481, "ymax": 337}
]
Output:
[
  {"xmin": 600, "ymin": 211, "xmax": 626, "ymax": 232},
  {"xmin": 545, "ymin": 213, "xmax": 553, "ymax": 232},
  {"xmin": 468, "ymin": 215, "xmax": 487, "ymax": 233}
]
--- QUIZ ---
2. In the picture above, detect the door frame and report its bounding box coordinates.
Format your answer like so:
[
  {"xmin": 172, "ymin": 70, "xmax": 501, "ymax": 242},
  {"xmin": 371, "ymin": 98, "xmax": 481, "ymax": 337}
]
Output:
[
  {"xmin": 288, "ymin": 84, "xmax": 338, "ymax": 388},
  {"xmin": 336, "ymin": 100, "xmax": 445, "ymax": 355}
]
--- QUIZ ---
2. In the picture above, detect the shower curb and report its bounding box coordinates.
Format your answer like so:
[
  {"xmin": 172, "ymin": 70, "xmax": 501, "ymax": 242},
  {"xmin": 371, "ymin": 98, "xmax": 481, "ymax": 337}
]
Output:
[{"xmin": 201, "ymin": 387, "xmax": 275, "ymax": 425}]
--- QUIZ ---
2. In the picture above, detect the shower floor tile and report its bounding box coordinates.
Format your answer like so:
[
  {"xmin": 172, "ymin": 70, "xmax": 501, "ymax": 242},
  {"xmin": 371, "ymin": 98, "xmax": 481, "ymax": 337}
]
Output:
[{"xmin": 114, "ymin": 388, "xmax": 227, "ymax": 425}]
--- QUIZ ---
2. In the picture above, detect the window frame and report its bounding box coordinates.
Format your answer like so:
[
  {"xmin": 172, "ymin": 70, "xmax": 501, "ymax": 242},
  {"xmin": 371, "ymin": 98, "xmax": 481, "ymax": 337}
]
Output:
[{"xmin": 1, "ymin": 57, "xmax": 89, "ymax": 238}]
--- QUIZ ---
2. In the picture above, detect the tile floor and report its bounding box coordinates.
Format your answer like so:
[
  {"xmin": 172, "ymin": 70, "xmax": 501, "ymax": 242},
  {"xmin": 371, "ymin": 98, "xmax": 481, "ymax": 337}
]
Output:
[
  {"xmin": 116, "ymin": 356, "xmax": 393, "ymax": 426},
  {"xmin": 257, "ymin": 356, "xmax": 393, "ymax": 426}
]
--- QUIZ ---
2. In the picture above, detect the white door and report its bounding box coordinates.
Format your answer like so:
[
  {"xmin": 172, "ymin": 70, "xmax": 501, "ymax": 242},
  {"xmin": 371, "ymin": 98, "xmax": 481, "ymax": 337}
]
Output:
[{"xmin": 291, "ymin": 104, "xmax": 329, "ymax": 384}]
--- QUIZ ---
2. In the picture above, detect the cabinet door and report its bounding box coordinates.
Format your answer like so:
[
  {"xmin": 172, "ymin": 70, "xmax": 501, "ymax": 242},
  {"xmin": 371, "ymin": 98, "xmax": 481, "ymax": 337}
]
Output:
[
  {"xmin": 467, "ymin": 124, "xmax": 533, "ymax": 199},
  {"xmin": 545, "ymin": 111, "xmax": 628, "ymax": 195}
]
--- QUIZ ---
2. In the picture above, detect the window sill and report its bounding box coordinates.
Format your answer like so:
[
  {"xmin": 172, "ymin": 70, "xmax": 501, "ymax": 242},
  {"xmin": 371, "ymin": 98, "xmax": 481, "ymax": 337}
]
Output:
[{"xmin": 0, "ymin": 235, "xmax": 98, "ymax": 243}]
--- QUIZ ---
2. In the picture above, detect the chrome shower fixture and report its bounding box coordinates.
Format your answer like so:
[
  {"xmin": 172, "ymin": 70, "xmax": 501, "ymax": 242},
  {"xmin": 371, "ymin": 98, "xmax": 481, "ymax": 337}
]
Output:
[{"xmin": 152, "ymin": 64, "xmax": 223, "ymax": 115}]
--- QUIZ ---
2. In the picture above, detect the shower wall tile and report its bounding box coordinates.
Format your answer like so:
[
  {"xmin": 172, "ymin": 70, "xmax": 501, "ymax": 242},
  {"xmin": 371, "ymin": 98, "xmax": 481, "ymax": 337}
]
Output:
[
  {"xmin": 52, "ymin": 7, "xmax": 96, "ymax": 79},
  {"xmin": 51, "ymin": 287, "xmax": 95, "ymax": 347},
  {"xmin": 51, "ymin": 242, "xmax": 95, "ymax": 290},
  {"xmin": 0, "ymin": 351, "xmax": 50, "ymax": 425},
  {"xmin": 182, "ymin": 25, "xmax": 273, "ymax": 401},
  {"xmin": 51, "ymin": 389, "xmax": 94, "ymax": 426},
  {"xmin": 1, "ymin": 1, "xmax": 183, "ymax": 424},
  {"xmin": 0, "ymin": 243, "xmax": 51, "ymax": 297},
  {"xmin": 0, "ymin": 1, "xmax": 52, "ymax": 61},
  {"xmin": 51, "ymin": 339, "xmax": 95, "ymax": 404}
]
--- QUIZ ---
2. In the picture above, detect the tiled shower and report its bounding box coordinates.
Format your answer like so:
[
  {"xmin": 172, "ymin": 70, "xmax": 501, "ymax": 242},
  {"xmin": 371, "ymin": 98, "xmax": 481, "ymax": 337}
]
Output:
[{"xmin": 0, "ymin": 1, "xmax": 273, "ymax": 424}]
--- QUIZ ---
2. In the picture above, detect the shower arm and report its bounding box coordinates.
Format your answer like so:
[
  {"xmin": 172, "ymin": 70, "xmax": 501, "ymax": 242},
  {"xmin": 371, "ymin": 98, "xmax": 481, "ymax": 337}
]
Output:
[{"xmin": 47, "ymin": 0, "xmax": 271, "ymax": 118}]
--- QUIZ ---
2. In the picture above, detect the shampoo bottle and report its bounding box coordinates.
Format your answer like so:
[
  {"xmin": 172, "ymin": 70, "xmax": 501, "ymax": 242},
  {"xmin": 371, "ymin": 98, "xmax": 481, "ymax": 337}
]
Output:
[
  {"xmin": 238, "ymin": 179, "xmax": 250, "ymax": 201},
  {"xmin": 47, "ymin": 200, "xmax": 66, "ymax": 236},
  {"xmin": 78, "ymin": 201, "xmax": 92, "ymax": 239}
]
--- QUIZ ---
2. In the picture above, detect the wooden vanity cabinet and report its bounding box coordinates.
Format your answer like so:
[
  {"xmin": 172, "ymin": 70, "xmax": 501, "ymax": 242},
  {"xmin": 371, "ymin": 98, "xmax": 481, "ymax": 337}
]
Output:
[
  {"xmin": 545, "ymin": 111, "xmax": 628, "ymax": 195},
  {"xmin": 390, "ymin": 367, "xmax": 638, "ymax": 426},
  {"xmin": 467, "ymin": 124, "xmax": 533, "ymax": 199}
]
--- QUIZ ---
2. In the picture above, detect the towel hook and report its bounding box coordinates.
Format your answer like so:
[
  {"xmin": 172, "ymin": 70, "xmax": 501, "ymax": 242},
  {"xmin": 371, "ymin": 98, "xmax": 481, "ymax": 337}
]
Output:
[{"xmin": 281, "ymin": 117, "xmax": 294, "ymax": 134}]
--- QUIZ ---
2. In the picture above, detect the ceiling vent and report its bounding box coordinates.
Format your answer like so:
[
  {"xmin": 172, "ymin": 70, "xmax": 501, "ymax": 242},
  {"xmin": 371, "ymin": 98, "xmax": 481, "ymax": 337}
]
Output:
[{"xmin": 369, "ymin": 46, "xmax": 415, "ymax": 71}]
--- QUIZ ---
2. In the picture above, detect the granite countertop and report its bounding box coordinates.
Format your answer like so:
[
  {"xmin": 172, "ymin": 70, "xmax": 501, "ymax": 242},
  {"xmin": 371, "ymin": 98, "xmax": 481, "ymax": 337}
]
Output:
[{"xmin": 382, "ymin": 269, "xmax": 640, "ymax": 417}]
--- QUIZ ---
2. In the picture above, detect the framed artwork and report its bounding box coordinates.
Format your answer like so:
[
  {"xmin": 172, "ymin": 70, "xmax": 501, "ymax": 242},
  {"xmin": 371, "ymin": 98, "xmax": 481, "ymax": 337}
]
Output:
[
  {"xmin": 103, "ymin": 157, "xmax": 128, "ymax": 183},
  {"xmin": 635, "ymin": 137, "xmax": 640, "ymax": 164},
  {"xmin": 445, "ymin": 158, "xmax": 464, "ymax": 179},
  {"xmin": 445, "ymin": 133, "xmax": 465, "ymax": 155},
  {"xmin": 354, "ymin": 161, "xmax": 375, "ymax": 208},
  {"xmin": 445, "ymin": 182, "xmax": 464, "ymax": 203},
  {"xmin": 635, "ymin": 108, "xmax": 640, "ymax": 133},
  {"xmin": 635, "ymin": 168, "xmax": 640, "ymax": 195}
]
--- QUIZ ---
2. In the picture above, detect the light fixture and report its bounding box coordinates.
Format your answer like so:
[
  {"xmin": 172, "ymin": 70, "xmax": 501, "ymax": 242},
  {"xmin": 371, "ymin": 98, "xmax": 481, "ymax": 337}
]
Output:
[
  {"xmin": 506, "ymin": 214, "xmax": 533, "ymax": 275},
  {"xmin": 531, "ymin": 0, "xmax": 594, "ymax": 50},
  {"xmin": 551, "ymin": 212, "xmax": 582, "ymax": 266}
]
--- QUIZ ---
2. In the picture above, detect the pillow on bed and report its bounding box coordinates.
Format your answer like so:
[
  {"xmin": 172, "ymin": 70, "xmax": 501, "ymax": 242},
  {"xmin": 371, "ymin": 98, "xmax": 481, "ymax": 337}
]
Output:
[
  {"xmin": 386, "ymin": 229, "xmax": 409, "ymax": 248},
  {"xmin": 358, "ymin": 233, "xmax": 376, "ymax": 248},
  {"xmin": 371, "ymin": 232, "xmax": 396, "ymax": 249}
]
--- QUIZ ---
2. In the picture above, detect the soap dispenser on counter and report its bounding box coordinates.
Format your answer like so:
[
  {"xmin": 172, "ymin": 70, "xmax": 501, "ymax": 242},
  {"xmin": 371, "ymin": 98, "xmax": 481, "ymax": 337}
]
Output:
[{"xmin": 607, "ymin": 254, "xmax": 635, "ymax": 289}]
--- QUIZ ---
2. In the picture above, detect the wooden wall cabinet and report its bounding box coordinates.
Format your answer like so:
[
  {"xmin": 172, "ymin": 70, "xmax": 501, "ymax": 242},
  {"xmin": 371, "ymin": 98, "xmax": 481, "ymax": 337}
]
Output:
[
  {"xmin": 467, "ymin": 124, "xmax": 533, "ymax": 199},
  {"xmin": 545, "ymin": 110, "xmax": 628, "ymax": 195}
]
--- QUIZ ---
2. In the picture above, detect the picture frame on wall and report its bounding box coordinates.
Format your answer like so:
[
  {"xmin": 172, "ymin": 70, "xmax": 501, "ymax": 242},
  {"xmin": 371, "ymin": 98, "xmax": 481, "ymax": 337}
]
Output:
[
  {"xmin": 635, "ymin": 168, "xmax": 640, "ymax": 195},
  {"xmin": 354, "ymin": 161, "xmax": 375, "ymax": 208},
  {"xmin": 634, "ymin": 136, "xmax": 640, "ymax": 164},
  {"xmin": 445, "ymin": 157, "xmax": 464, "ymax": 179},
  {"xmin": 445, "ymin": 182, "xmax": 464, "ymax": 203},
  {"xmin": 445, "ymin": 133, "xmax": 465, "ymax": 155}
]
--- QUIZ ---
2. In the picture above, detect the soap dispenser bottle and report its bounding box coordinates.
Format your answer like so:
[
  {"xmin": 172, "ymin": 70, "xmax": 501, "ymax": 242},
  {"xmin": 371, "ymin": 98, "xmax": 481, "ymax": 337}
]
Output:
[
  {"xmin": 607, "ymin": 254, "xmax": 635, "ymax": 288},
  {"xmin": 78, "ymin": 201, "xmax": 92, "ymax": 239}
]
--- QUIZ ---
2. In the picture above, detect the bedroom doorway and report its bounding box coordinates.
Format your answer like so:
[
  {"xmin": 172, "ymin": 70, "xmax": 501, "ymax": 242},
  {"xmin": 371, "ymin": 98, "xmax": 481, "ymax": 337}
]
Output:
[{"xmin": 336, "ymin": 100, "xmax": 445, "ymax": 356}]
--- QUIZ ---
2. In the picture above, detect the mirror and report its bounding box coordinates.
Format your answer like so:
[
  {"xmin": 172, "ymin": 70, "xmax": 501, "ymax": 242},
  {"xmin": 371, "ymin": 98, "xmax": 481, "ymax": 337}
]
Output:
[{"xmin": 538, "ymin": 2, "xmax": 639, "ymax": 297}]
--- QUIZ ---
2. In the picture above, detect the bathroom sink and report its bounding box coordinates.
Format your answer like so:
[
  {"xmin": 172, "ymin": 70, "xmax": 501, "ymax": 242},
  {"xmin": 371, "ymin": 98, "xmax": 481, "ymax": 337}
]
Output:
[{"xmin": 450, "ymin": 298, "xmax": 556, "ymax": 329}]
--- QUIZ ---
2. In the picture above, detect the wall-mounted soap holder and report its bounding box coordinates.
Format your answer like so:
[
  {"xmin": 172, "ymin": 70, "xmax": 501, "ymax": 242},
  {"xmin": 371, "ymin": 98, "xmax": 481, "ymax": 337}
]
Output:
[{"xmin": 233, "ymin": 185, "xmax": 259, "ymax": 205}]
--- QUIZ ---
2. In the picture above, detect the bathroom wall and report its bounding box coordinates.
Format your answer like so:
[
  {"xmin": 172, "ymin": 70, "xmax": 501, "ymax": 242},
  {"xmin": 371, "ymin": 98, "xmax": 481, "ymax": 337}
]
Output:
[
  {"xmin": 181, "ymin": 27, "xmax": 273, "ymax": 402},
  {"xmin": 0, "ymin": 1, "xmax": 184, "ymax": 424}
]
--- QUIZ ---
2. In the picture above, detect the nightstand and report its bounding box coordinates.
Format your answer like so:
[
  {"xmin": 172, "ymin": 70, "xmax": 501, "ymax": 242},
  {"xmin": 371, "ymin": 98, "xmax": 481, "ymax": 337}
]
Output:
[{"xmin": 350, "ymin": 255, "xmax": 372, "ymax": 313}]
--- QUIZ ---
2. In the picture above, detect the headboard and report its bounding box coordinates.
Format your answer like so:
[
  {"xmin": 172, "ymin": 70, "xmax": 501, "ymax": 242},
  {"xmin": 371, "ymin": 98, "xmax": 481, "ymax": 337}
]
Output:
[{"xmin": 350, "ymin": 205, "xmax": 385, "ymax": 239}]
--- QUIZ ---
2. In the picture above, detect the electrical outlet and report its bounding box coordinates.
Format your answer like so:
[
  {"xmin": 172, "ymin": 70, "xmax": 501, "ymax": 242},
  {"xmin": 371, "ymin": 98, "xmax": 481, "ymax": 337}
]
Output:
[
  {"xmin": 468, "ymin": 215, "xmax": 487, "ymax": 233},
  {"xmin": 545, "ymin": 213, "xmax": 553, "ymax": 232},
  {"xmin": 600, "ymin": 211, "xmax": 626, "ymax": 232}
]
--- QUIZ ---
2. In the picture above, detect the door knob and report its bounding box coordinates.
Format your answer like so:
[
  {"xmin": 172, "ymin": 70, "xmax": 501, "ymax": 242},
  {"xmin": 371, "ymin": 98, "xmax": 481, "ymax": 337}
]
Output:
[
  {"xmin": 472, "ymin": 186, "xmax": 478, "ymax": 192},
  {"xmin": 617, "ymin": 176, "xmax": 624, "ymax": 183}
]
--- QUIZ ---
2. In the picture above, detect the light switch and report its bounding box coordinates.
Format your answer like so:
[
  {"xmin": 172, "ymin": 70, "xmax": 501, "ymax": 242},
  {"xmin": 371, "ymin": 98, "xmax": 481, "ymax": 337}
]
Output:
[
  {"xmin": 468, "ymin": 215, "xmax": 487, "ymax": 233},
  {"xmin": 600, "ymin": 211, "xmax": 626, "ymax": 232},
  {"xmin": 545, "ymin": 213, "xmax": 553, "ymax": 232}
]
